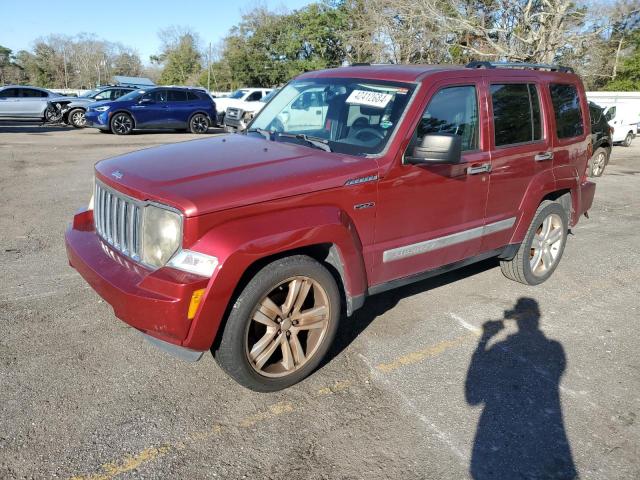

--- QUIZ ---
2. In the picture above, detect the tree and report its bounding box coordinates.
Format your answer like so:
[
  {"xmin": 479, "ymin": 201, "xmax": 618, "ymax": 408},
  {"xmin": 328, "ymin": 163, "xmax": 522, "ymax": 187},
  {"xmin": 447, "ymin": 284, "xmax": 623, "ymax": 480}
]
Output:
[
  {"xmin": 604, "ymin": 30, "xmax": 640, "ymax": 90},
  {"xmin": 152, "ymin": 26, "xmax": 203, "ymax": 85}
]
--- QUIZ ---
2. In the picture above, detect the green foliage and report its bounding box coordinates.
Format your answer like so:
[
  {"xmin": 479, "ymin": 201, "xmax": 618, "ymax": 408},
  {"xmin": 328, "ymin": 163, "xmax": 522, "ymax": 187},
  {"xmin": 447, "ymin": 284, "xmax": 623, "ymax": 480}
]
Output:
[
  {"xmin": 219, "ymin": 3, "xmax": 348, "ymax": 88},
  {"xmin": 158, "ymin": 34, "xmax": 202, "ymax": 85},
  {"xmin": 605, "ymin": 31, "xmax": 640, "ymax": 91}
]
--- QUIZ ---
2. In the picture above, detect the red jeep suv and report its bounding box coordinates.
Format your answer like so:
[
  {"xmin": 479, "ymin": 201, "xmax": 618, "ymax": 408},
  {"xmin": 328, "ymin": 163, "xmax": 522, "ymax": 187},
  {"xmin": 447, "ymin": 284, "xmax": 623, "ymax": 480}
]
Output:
[{"xmin": 65, "ymin": 62, "xmax": 596, "ymax": 391}]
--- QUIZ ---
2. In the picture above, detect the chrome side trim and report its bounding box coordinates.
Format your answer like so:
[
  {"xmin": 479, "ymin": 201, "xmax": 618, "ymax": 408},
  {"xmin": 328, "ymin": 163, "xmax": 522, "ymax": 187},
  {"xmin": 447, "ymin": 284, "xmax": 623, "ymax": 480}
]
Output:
[{"xmin": 382, "ymin": 217, "xmax": 516, "ymax": 263}]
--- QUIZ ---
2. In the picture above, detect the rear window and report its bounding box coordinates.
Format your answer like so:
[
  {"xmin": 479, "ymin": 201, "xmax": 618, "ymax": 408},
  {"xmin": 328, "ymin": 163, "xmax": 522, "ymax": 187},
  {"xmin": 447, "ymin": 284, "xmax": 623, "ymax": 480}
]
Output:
[
  {"xmin": 491, "ymin": 84, "xmax": 542, "ymax": 146},
  {"xmin": 550, "ymin": 84, "xmax": 584, "ymax": 139}
]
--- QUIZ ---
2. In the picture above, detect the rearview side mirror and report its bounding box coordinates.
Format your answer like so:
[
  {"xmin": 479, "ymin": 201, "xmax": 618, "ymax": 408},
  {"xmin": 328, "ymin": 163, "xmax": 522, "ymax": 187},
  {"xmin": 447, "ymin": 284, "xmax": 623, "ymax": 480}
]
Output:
[{"xmin": 406, "ymin": 134, "xmax": 462, "ymax": 165}]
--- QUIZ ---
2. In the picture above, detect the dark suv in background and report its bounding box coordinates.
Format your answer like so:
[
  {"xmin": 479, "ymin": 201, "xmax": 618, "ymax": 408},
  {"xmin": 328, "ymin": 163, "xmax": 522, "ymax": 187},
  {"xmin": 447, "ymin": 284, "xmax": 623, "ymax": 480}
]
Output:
[
  {"xmin": 588, "ymin": 101, "xmax": 613, "ymax": 177},
  {"xmin": 84, "ymin": 86, "xmax": 217, "ymax": 135}
]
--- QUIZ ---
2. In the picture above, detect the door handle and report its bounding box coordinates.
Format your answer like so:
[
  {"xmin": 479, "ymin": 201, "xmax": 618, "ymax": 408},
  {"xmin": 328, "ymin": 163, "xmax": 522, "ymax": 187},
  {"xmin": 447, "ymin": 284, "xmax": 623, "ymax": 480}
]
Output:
[
  {"xmin": 467, "ymin": 163, "xmax": 491, "ymax": 175},
  {"xmin": 534, "ymin": 152, "xmax": 554, "ymax": 162}
]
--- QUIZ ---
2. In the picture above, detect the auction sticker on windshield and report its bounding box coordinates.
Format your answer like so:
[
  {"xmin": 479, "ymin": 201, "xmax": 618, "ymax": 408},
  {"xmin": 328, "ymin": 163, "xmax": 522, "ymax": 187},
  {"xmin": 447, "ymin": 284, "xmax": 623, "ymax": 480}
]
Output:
[{"xmin": 346, "ymin": 90, "xmax": 393, "ymax": 109}]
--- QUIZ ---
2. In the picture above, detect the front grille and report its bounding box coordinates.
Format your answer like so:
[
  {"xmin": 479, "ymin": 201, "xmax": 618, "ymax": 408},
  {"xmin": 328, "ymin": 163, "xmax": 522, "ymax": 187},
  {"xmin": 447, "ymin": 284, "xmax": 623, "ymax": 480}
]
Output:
[
  {"xmin": 94, "ymin": 181, "xmax": 142, "ymax": 260},
  {"xmin": 227, "ymin": 108, "xmax": 240, "ymax": 120}
]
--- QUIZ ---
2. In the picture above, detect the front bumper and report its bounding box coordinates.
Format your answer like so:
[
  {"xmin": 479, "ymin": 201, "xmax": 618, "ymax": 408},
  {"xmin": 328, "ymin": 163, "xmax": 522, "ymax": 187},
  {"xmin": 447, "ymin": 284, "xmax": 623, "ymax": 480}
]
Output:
[
  {"xmin": 65, "ymin": 209, "xmax": 209, "ymax": 356},
  {"xmin": 84, "ymin": 110, "xmax": 110, "ymax": 130},
  {"xmin": 224, "ymin": 116, "xmax": 247, "ymax": 132}
]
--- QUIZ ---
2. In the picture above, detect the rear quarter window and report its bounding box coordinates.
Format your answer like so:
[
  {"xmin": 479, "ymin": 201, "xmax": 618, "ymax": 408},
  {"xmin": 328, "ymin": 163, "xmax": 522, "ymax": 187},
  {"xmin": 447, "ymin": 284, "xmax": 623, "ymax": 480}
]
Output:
[{"xmin": 550, "ymin": 84, "xmax": 584, "ymax": 139}]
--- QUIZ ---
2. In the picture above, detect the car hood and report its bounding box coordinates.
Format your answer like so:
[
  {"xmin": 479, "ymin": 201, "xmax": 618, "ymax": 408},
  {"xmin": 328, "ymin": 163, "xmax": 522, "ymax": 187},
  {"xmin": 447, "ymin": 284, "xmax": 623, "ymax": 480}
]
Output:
[
  {"xmin": 95, "ymin": 134, "xmax": 376, "ymax": 217},
  {"xmin": 215, "ymin": 98, "xmax": 249, "ymax": 111}
]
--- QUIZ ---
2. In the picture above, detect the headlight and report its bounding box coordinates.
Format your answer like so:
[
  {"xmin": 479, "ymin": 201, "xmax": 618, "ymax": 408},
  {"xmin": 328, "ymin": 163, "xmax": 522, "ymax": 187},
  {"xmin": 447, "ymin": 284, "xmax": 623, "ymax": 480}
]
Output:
[
  {"xmin": 141, "ymin": 205, "xmax": 182, "ymax": 268},
  {"xmin": 95, "ymin": 106, "xmax": 110, "ymax": 112},
  {"xmin": 167, "ymin": 250, "xmax": 218, "ymax": 277}
]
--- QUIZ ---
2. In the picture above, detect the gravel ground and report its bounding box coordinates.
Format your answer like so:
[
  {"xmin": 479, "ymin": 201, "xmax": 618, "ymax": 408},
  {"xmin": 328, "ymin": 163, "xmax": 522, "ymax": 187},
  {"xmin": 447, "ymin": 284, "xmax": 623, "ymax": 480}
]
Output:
[{"xmin": 0, "ymin": 124, "xmax": 639, "ymax": 479}]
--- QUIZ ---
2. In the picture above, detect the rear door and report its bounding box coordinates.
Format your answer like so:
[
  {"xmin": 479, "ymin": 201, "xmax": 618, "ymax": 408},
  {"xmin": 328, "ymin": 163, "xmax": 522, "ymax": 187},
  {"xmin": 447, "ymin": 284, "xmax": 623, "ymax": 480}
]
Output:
[
  {"xmin": 481, "ymin": 80, "xmax": 551, "ymax": 252},
  {"xmin": 166, "ymin": 89, "xmax": 189, "ymax": 127},
  {"xmin": 18, "ymin": 88, "xmax": 49, "ymax": 117}
]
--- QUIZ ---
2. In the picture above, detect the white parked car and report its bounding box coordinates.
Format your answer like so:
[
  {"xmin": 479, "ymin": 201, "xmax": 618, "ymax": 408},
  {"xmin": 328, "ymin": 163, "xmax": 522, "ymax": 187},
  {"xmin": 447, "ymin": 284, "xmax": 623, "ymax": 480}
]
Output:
[
  {"xmin": 604, "ymin": 105, "xmax": 637, "ymax": 147},
  {"xmin": 214, "ymin": 88, "xmax": 273, "ymax": 126}
]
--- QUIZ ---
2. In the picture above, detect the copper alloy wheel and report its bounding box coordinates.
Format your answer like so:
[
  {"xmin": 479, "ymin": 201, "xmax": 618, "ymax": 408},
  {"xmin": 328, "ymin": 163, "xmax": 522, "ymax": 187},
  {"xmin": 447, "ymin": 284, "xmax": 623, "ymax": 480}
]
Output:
[
  {"xmin": 591, "ymin": 151, "xmax": 606, "ymax": 176},
  {"xmin": 529, "ymin": 213, "xmax": 564, "ymax": 277},
  {"xmin": 245, "ymin": 276, "xmax": 331, "ymax": 378}
]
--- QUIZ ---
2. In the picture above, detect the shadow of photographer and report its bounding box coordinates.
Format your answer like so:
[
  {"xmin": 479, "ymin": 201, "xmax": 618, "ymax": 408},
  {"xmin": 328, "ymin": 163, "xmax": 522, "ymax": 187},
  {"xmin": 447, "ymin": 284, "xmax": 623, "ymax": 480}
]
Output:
[{"xmin": 465, "ymin": 297, "xmax": 578, "ymax": 479}]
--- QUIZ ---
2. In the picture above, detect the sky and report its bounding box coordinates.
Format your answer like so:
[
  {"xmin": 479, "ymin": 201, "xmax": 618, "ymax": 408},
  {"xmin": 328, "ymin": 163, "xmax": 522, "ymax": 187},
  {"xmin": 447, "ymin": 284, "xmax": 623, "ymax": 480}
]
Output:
[{"xmin": 0, "ymin": 0, "xmax": 313, "ymax": 63}]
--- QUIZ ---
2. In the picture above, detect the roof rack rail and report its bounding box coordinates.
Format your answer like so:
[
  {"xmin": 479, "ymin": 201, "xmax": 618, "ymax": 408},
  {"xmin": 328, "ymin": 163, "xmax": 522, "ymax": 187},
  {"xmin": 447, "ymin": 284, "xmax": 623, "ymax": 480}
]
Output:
[{"xmin": 466, "ymin": 61, "xmax": 574, "ymax": 74}]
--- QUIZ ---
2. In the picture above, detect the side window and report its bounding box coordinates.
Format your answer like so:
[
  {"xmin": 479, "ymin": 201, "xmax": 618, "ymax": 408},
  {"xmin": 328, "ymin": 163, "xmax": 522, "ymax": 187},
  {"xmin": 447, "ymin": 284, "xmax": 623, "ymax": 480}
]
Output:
[
  {"xmin": 247, "ymin": 91, "xmax": 262, "ymax": 102},
  {"xmin": 604, "ymin": 106, "xmax": 616, "ymax": 122},
  {"xmin": 0, "ymin": 88, "xmax": 19, "ymax": 98},
  {"xmin": 21, "ymin": 89, "xmax": 47, "ymax": 98},
  {"xmin": 415, "ymin": 85, "xmax": 479, "ymax": 151},
  {"xmin": 491, "ymin": 83, "xmax": 542, "ymax": 146},
  {"xmin": 550, "ymin": 83, "xmax": 584, "ymax": 139},
  {"xmin": 186, "ymin": 91, "xmax": 200, "ymax": 101},
  {"xmin": 94, "ymin": 90, "xmax": 113, "ymax": 101},
  {"xmin": 167, "ymin": 90, "xmax": 187, "ymax": 102},
  {"xmin": 143, "ymin": 90, "xmax": 167, "ymax": 102},
  {"xmin": 589, "ymin": 104, "xmax": 603, "ymax": 125}
]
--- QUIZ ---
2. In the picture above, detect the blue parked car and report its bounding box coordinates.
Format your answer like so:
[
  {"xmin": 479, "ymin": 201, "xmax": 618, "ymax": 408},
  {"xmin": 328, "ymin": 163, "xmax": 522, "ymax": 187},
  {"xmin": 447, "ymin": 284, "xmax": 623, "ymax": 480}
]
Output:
[{"xmin": 85, "ymin": 86, "xmax": 216, "ymax": 135}]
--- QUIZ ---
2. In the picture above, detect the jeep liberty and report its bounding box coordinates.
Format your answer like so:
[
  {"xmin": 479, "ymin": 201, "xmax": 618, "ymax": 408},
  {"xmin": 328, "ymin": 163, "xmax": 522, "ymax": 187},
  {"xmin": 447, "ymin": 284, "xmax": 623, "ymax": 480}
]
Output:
[{"xmin": 65, "ymin": 62, "xmax": 596, "ymax": 391}]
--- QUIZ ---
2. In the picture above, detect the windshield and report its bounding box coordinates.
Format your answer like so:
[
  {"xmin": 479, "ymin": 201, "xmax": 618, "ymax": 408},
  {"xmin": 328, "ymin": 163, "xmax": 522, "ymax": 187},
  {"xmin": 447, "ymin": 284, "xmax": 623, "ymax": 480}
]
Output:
[
  {"xmin": 229, "ymin": 89, "xmax": 249, "ymax": 99},
  {"xmin": 249, "ymin": 78, "xmax": 415, "ymax": 156},
  {"xmin": 81, "ymin": 88, "xmax": 100, "ymax": 98},
  {"xmin": 117, "ymin": 89, "xmax": 144, "ymax": 102}
]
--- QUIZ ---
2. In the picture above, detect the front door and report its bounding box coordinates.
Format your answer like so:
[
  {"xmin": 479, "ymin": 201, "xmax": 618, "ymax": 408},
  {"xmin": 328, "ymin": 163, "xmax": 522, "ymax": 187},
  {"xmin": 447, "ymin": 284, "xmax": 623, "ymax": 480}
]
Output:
[
  {"xmin": 132, "ymin": 89, "xmax": 168, "ymax": 128},
  {"xmin": 371, "ymin": 81, "xmax": 490, "ymax": 286}
]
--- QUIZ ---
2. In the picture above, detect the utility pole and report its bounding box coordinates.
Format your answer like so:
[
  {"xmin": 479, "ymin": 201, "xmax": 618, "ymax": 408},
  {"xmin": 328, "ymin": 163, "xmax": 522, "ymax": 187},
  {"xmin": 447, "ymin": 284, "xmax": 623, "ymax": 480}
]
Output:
[
  {"xmin": 63, "ymin": 46, "xmax": 69, "ymax": 89},
  {"xmin": 207, "ymin": 42, "xmax": 212, "ymax": 92}
]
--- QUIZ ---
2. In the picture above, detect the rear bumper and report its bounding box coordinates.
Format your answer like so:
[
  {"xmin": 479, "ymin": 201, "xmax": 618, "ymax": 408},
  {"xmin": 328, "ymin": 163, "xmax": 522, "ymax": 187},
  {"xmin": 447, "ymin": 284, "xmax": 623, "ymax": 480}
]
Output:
[{"xmin": 65, "ymin": 209, "xmax": 209, "ymax": 356}]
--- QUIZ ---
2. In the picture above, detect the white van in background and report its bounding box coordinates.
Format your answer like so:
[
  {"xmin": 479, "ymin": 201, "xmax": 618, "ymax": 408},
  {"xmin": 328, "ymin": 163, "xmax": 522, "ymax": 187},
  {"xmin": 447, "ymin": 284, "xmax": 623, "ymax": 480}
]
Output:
[{"xmin": 587, "ymin": 92, "xmax": 639, "ymax": 147}]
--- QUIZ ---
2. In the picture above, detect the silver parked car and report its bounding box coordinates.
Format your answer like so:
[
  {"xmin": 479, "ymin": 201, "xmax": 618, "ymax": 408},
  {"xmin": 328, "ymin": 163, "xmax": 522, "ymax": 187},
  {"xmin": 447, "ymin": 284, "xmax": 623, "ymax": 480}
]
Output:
[{"xmin": 0, "ymin": 85, "xmax": 63, "ymax": 122}]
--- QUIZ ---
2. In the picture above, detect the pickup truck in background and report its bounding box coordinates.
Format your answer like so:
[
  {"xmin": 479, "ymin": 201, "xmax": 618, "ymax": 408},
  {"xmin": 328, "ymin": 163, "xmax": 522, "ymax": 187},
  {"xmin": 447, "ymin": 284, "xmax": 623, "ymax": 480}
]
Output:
[{"xmin": 214, "ymin": 88, "xmax": 273, "ymax": 126}]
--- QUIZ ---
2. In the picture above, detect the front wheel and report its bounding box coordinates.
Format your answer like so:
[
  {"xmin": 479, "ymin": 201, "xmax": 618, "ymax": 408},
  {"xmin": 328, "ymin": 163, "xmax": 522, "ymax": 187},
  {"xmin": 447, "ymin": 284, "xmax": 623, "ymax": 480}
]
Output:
[
  {"xmin": 189, "ymin": 113, "xmax": 210, "ymax": 134},
  {"xmin": 500, "ymin": 201, "xmax": 568, "ymax": 285},
  {"xmin": 110, "ymin": 112, "xmax": 133, "ymax": 135},
  {"xmin": 623, "ymin": 132, "xmax": 633, "ymax": 147},
  {"xmin": 214, "ymin": 255, "xmax": 341, "ymax": 392},
  {"xmin": 68, "ymin": 108, "xmax": 86, "ymax": 128}
]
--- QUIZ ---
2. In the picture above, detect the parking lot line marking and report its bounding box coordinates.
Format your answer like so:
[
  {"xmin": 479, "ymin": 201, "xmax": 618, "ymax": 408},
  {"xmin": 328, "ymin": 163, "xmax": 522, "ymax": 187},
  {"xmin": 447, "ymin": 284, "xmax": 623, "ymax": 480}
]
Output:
[
  {"xmin": 375, "ymin": 334, "xmax": 475, "ymax": 373},
  {"xmin": 69, "ymin": 445, "xmax": 171, "ymax": 480}
]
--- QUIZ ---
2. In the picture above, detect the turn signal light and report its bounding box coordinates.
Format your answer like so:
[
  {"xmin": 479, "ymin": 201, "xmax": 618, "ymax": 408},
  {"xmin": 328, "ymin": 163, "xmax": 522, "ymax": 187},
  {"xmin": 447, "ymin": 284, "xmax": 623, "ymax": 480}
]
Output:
[{"xmin": 188, "ymin": 288, "xmax": 206, "ymax": 320}]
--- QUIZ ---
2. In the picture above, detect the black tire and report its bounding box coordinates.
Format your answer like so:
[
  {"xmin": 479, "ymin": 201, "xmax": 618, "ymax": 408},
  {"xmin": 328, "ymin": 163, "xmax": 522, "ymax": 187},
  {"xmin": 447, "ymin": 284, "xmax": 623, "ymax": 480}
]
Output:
[
  {"xmin": 214, "ymin": 255, "xmax": 341, "ymax": 392},
  {"xmin": 189, "ymin": 113, "xmax": 210, "ymax": 134},
  {"xmin": 110, "ymin": 112, "xmax": 134, "ymax": 135},
  {"xmin": 623, "ymin": 132, "xmax": 633, "ymax": 147},
  {"xmin": 500, "ymin": 200, "xmax": 568, "ymax": 285},
  {"xmin": 588, "ymin": 147, "xmax": 608, "ymax": 177},
  {"xmin": 68, "ymin": 108, "xmax": 86, "ymax": 128}
]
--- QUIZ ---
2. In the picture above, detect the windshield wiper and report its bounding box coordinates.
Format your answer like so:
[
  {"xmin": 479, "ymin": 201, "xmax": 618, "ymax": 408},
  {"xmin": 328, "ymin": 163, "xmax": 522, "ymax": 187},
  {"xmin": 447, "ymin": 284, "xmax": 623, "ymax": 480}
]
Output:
[
  {"xmin": 275, "ymin": 132, "xmax": 332, "ymax": 152},
  {"xmin": 247, "ymin": 127, "xmax": 272, "ymax": 141}
]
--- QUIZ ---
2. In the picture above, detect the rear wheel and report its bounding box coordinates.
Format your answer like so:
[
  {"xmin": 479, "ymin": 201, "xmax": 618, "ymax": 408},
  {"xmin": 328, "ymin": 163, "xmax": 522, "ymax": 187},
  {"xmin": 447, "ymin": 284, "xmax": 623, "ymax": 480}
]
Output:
[
  {"xmin": 68, "ymin": 108, "xmax": 86, "ymax": 128},
  {"xmin": 110, "ymin": 113, "xmax": 133, "ymax": 135},
  {"xmin": 214, "ymin": 255, "xmax": 340, "ymax": 392},
  {"xmin": 588, "ymin": 147, "xmax": 608, "ymax": 177},
  {"xmin": 500, "ymin": 201, "xmax": 568, "ymax": 285},
  {"xmin": 189, "ymin": 113, "xmax": 210, "ymax": 134},
  {"xmin": 623, "ymin": 132, "xmax": 633, "ymax": 147}
]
